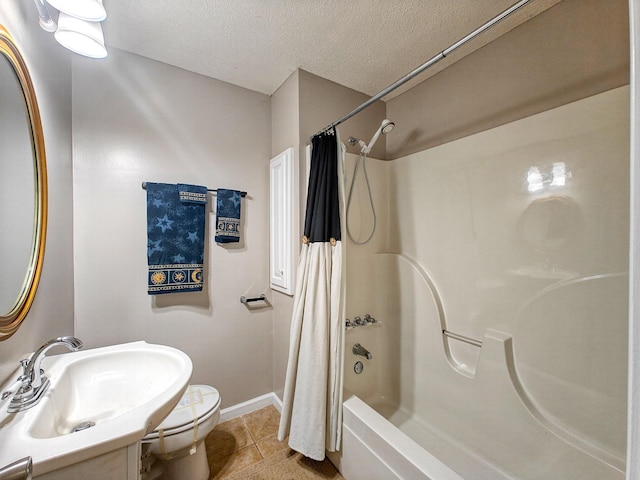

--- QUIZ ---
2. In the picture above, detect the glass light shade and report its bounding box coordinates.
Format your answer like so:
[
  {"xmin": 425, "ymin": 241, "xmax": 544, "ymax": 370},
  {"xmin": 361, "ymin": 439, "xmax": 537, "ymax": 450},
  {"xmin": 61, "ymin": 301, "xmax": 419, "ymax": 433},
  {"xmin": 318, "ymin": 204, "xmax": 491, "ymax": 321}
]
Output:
[
  {"xmin": 38, "ymin": 15, "xmax": 57, "ymax": 33},
  {"xmin": 46, "ymin": 0, "xmax": 106, "ymax": 21},
  {"xmin": 33, "ymin": 0, "xmax": 57, "ymax": 32},
  {"xmin": 54, "ymin": 13, "xmax": 107, "ymax": 58}
]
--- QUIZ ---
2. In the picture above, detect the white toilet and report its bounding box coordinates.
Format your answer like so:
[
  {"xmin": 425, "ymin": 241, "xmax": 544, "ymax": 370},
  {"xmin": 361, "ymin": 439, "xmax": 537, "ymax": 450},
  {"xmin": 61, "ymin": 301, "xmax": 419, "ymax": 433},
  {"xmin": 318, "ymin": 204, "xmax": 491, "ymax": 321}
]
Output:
[{"xmin": 142, "ymin": 384, "xmax": 221, "ymax": 480}]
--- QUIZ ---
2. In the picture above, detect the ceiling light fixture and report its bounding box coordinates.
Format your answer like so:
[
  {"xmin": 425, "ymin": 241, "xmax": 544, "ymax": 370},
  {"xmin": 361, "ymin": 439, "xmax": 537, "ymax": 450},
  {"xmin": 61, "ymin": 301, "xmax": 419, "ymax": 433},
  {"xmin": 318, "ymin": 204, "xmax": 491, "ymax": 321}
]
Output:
[
  {"xmin": 54, "ymin": 11, "xmax": 107, "ymax": 58},
  {"xmin": 32, "ymin": 0, "xmax": 107, "ymax": 58},
  {"xmin": 45, "ymin": 0, "xmax": 106, "ymax": 21}
]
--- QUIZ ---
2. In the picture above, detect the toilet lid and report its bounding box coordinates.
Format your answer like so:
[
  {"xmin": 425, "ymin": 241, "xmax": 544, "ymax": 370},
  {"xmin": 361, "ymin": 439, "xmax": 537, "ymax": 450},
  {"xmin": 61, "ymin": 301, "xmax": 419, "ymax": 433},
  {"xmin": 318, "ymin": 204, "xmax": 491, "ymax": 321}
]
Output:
[{"xmin": 152, "ymin": 384, "xmax": 220, "ymax": 434}]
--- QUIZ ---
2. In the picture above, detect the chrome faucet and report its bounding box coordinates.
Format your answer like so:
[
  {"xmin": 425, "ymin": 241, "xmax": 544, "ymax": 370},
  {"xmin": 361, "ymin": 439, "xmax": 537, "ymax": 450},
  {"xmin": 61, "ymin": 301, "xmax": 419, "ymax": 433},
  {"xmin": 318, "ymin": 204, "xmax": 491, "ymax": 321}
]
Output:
[
  {"xmin": 352, "ymin": 343, "xmax": 372, "ymax": 360},
  {"xmin": 0, "ymin": 456, "xmax": 31, "ymax": 480},
  {"xmin": 8, "ymin": 336, "xmax": 83, "ymax": 413}
]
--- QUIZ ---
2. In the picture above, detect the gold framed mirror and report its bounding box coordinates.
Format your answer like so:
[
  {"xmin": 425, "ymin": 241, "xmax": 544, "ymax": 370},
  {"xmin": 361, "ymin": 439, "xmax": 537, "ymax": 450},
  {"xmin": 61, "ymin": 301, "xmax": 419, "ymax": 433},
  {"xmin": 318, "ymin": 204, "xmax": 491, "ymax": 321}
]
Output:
[{"xmin": 0, "ymin": 25, "xmax": 47, "ymax": 340}]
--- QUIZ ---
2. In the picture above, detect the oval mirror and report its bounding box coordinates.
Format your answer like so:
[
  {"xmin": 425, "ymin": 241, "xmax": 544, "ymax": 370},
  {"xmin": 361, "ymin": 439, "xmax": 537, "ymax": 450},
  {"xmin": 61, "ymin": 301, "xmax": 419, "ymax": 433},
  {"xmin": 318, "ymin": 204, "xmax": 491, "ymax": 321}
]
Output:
[{"xmin": 0, "ymin": 25, "xmax": 47, "ymax": 340}]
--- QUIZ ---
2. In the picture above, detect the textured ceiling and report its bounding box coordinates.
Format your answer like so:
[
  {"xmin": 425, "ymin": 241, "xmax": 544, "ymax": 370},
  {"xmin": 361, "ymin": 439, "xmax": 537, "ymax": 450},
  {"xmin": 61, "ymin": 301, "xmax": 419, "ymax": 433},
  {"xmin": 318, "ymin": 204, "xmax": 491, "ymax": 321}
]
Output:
[{"xmin": 103, "ymin": 0, "xmax": 561, "ymax": 99}]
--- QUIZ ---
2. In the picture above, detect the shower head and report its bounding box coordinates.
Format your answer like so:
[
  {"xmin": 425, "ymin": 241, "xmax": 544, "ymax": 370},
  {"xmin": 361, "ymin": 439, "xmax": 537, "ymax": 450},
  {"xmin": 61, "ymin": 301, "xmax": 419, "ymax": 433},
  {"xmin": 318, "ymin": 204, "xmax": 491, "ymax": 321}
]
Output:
[
  {"xmin": 362, "ymin": 119, "xmax": 395, "ymax": 154},
  {"xmin": 380, "ymin": 119, "xmax": 395, "ymax": 134}
]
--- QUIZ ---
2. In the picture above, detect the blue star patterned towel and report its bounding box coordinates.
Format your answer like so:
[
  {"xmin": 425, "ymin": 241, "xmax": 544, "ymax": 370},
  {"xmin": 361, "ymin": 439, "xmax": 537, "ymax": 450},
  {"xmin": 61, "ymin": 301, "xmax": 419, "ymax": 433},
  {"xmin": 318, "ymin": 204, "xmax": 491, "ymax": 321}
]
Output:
[
  {"xmin": 215, "ymin": 188, "xmax": 242, "ymax": 243},
  {"xmin": 146, "ymin": 182, "xmax": 207, "ymax": 295}
]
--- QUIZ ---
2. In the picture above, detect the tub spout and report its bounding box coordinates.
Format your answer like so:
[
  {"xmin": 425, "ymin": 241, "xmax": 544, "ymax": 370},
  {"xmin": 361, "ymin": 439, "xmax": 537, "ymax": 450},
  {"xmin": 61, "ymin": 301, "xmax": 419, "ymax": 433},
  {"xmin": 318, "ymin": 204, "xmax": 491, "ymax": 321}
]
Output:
[{"xmin": 353, "ymin": 343, "xmax": 372, "ymax": 360}]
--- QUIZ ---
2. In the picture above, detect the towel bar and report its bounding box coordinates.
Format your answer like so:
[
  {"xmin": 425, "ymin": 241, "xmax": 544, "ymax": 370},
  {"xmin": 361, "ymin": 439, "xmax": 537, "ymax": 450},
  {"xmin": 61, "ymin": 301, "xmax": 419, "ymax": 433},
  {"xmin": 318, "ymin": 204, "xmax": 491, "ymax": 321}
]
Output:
[
  {"xmin": 240, "ymin": 294, "xmax": 266, "ymax": 304},
  {"xmin": 141, "ymin": 182, "xmax": 247, "ymax": 197}
]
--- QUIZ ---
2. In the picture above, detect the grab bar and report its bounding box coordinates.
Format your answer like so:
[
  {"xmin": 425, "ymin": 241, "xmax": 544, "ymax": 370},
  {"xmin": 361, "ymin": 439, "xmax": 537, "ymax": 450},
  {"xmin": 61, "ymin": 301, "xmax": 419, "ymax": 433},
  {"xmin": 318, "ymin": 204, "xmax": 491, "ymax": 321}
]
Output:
[{"xmin": 443, "ymin": 329, "xmax": 482, "ymax": 348}]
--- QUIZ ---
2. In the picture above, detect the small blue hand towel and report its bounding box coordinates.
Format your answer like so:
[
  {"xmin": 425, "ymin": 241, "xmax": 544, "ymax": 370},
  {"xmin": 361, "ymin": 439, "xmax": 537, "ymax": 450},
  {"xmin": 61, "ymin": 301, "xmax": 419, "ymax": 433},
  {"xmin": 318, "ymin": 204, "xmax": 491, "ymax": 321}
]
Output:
[
  {"xmin": 215, "ymin": 188, "xmax": 242, "ymax": 243},
  {"xmin": 146, "ymin": 182, "xmax": 207, "ymax": 294}
]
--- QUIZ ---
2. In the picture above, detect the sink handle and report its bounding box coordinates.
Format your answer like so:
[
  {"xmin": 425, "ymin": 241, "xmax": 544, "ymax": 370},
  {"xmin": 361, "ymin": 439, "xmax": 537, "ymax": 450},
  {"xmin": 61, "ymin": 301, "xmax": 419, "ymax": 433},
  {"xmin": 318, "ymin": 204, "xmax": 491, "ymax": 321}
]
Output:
[
  {"xmin": 25, "ymin": 336, "xmax": 83, "ymax": 389},
  {"xmin": 8, "ymin": 336, "xmax": 83, "ymax": 414},
  {"xmin": 0, "ymin": 456, "xmax": 32, "ymax": 480}
]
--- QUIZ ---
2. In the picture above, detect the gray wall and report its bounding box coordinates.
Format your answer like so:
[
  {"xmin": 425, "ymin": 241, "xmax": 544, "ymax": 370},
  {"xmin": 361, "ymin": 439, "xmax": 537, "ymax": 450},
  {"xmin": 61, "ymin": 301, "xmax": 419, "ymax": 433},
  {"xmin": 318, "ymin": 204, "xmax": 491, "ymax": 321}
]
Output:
[
  {"xmin": 270, "ymin": 69, "xmax": 386, "ymax": 399},
  {"xmin": 0, "ymin": 3, "xmax": 74, "ymax": 384},
  {"xmin": 71, "ymin": 48, "xmax": 273, "ymax": 408},
  {"xmin": 299, "ymin": 69, "xmax": 387, "ymax": 161},
  {"xmin": 270, "ymin": 70, "xmax": 300, "ymax": 401},
  {"xmin": 387, "ymin": 0, "xmax": 630, "ymax": 159}
]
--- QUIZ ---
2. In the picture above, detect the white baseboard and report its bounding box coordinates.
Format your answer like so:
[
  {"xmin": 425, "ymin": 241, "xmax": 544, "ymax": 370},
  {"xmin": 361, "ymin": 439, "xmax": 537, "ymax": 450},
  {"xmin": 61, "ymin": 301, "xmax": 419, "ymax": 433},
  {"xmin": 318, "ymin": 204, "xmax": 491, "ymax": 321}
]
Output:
[{"xmin": 219, "ymin": 391, "xmax": 283, "ymax": 423}]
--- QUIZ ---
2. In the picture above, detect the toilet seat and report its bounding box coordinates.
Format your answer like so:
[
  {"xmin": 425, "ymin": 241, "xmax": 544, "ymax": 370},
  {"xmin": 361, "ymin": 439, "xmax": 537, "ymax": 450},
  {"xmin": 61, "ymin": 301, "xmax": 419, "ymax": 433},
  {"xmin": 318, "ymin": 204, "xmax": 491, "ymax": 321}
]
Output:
[{"xmin": 145, "ymin": 384, "xmax": 221, "ymax": 439}]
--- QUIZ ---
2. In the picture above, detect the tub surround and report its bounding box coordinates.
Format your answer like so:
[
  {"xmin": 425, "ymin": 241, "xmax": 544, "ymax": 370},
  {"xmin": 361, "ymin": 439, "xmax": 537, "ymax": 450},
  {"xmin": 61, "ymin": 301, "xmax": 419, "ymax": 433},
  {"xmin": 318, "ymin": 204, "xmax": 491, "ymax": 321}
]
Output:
[{"xmin": 340, "ymin": 87, "xmax": 629, "ymax": 478}]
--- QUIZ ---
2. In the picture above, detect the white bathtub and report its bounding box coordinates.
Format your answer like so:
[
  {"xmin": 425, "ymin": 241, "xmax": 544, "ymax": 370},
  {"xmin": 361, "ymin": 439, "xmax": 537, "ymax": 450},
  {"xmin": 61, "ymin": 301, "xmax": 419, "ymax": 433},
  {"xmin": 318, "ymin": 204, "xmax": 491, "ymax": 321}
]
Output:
[
  {"xmin": 330, "ymin": 253, "xmax": 626, "ymax": 480},
  {"xmin": 329, "ymin": 394, "xmax": 465, "ymax": 480}
]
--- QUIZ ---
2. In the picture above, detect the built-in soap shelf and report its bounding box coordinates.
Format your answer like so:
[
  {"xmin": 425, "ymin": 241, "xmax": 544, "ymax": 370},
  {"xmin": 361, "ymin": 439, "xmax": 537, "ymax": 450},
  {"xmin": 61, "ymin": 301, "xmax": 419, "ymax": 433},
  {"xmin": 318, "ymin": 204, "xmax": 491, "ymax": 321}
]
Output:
[{"xmin": 345, "ymin": 314, "xmax": 381, "ymax": 330}]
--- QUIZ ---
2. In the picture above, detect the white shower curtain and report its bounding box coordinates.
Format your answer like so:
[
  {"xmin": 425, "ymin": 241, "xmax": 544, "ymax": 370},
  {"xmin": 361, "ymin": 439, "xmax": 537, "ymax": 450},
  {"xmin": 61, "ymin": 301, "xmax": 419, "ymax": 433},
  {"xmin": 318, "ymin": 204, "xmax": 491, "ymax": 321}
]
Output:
[{"xmin": 277, "ymin": 131, "xmax": 346, "ymax": 461}]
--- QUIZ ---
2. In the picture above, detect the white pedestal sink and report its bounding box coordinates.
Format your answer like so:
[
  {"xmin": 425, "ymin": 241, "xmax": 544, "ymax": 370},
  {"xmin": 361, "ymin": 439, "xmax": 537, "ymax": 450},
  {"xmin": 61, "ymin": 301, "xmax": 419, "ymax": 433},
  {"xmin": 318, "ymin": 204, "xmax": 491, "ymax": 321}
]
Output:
[{"xmin": 0, "ymin": 341, "xmax": 193, "ymax": 478}]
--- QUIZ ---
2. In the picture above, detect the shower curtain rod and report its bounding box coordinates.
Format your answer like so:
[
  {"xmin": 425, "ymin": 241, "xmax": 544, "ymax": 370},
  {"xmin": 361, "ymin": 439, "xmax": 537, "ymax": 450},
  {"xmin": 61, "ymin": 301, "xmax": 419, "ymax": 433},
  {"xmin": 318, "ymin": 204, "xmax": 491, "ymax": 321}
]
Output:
[{"xmin": 313, "ymin": 0, "xmax": 533, "ymax": 137}]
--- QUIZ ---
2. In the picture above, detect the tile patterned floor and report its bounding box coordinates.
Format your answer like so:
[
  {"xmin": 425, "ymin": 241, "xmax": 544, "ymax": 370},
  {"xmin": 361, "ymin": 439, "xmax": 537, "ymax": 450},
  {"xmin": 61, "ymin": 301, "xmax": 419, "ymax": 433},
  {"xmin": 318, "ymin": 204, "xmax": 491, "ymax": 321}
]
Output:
[{"xmin": 205, "ymin": 405, "xmax": 344, "ymax": 480}]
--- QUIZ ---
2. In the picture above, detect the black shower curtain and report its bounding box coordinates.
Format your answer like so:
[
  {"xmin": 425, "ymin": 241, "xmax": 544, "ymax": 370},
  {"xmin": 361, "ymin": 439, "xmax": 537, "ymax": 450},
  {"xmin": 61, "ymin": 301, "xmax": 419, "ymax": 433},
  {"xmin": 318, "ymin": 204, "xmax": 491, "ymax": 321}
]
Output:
[{"xmin": 277, "ymin": 129, "xmax": 345, "ymax": 460}]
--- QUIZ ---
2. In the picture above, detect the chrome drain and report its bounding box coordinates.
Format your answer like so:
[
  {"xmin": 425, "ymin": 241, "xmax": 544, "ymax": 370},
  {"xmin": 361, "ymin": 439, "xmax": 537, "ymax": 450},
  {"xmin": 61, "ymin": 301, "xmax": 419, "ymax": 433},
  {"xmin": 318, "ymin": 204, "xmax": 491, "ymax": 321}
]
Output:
[
  {"xmin": 71, "ymin": 421, "xmax": 95, "ymax": 433},
  {"xmin": 354, "ymin": 361, "xmax": 364, "ymax": 374}
]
